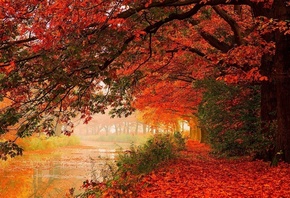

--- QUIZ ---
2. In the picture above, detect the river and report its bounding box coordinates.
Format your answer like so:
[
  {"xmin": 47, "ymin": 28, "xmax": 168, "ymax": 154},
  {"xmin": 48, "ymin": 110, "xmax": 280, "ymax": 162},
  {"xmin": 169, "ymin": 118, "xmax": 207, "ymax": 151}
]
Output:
[{"xmin": 0, "ymin": 141, "xmax": 130, "ymax": 198}]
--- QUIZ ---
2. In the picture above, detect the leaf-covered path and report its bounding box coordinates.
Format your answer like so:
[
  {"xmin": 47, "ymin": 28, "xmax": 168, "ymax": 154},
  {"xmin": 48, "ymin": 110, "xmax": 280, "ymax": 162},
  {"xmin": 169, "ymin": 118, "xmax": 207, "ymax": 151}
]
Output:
[{"xmin": 134, "ymin": 140, "xmax": 290, "ymax": 198}]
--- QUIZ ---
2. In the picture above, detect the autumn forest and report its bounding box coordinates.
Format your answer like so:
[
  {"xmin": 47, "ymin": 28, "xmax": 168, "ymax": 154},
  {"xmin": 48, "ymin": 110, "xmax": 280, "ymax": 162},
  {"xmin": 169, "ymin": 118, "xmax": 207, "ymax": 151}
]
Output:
[{"xmin": 1, "ymin": 0, "xmax": 290, "ymax": 197}]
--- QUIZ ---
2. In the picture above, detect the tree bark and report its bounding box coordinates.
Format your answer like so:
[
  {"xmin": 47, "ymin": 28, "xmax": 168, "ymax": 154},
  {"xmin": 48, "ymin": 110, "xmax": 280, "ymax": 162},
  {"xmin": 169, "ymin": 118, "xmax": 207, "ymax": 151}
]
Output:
[
  {"xmin": 253, "ymin": 0, "xmax": 290, "ymax": 162},
  {"xmin": 276, "ymin": 76, "xmax": 290, "ymax": 161},
  {"xmin": 273, "ymin": 1, "xmax": 290, "ymax": 162},
  {"xmin": 200, "ymin": 127, "xmax": 208, "ymax": 143},
  {"xmin": 274, "ymin": 21, "xmax": 290, "ymax": 162},
  {"xmin": 262, "ymin": 0, "xmax": 290, "ymax": 162},
  {"xmin": 260, "ymin": 76, "xmax": 276, "ymax": 161}
]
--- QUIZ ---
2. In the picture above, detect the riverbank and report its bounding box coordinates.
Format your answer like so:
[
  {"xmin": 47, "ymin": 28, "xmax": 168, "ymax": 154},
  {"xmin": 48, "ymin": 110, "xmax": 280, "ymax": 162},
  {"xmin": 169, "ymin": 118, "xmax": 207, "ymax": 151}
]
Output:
[{"xmin": 0, "ymin": 140, "xmax": 128, "ymax": 198}]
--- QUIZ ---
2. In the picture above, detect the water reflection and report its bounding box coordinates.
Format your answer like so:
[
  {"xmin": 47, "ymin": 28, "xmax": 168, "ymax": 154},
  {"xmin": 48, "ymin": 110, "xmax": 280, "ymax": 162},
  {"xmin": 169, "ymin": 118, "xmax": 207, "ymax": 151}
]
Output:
[{"xmin": 0, "ymin": 142, "xmax": 128, "ymax": 198}]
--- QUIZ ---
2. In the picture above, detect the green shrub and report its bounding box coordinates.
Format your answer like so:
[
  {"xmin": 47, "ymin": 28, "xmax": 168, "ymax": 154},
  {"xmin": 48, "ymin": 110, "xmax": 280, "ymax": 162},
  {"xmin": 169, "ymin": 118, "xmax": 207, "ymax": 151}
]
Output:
[
  {"xmin": 116, "ymin": 133, "xmax": 184, "ymax": 175},
  {"xmin": 196, "ymin": 78, "xmax": 272, "ymax": 157},
  {"xmin": 173, "ymin": 131, "xmax": 186, "ymax": 151}
]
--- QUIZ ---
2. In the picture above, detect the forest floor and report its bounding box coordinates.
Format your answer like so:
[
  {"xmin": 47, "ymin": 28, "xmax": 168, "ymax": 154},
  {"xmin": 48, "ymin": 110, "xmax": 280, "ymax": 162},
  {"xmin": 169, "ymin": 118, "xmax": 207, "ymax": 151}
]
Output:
[{"xmin": 133, "ymin": 140, "xmax": 290, "ymax": 198}]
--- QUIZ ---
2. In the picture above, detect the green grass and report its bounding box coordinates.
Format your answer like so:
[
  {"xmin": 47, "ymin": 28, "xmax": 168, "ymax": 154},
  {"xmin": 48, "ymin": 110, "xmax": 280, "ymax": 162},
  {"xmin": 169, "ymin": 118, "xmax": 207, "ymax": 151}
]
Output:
[{"xmin": 18, "ymin": 134, "xmax": 80, "ymax": 151}]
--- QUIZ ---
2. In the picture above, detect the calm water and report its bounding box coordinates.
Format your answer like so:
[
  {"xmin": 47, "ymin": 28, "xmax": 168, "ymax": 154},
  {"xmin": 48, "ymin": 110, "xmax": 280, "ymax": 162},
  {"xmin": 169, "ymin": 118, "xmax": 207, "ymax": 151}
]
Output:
[{"xmin": 0, "ymin": 141, "xmax": 129, "ymax": 198}]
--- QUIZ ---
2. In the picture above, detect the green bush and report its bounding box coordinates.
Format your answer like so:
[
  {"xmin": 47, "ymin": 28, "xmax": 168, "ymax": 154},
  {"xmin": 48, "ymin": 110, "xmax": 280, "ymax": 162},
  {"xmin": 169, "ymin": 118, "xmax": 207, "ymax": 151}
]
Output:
[
  {"xmin": 173, "ymin": 131, "xmax": 186, "ymax": 151},
  {"xmin": 196, "ymin": 78, "xmax": 272, "ymax": 157},
  {"xmin": 116, "ymin": 133, "xmax": 185, "ymax": 175}
]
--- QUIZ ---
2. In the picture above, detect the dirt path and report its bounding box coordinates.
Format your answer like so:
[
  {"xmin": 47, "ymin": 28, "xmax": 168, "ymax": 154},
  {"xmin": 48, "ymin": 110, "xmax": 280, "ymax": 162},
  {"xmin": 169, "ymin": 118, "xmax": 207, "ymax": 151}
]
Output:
[{"xmin": 134, "ymin": 140, "xmax": 290, "ymax": 198}]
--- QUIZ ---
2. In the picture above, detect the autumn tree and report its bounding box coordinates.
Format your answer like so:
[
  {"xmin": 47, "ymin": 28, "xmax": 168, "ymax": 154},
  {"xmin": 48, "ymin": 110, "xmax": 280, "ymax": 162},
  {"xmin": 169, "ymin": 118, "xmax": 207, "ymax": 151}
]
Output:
[
  {"xmin": 116, "ymin": 0, "xmax": 290, "ymax": 161},
  {"xmin": 0, "ymin": 0, "xmax": 289, "ymax": 162},
  {"xmin": 132, "ymin": 78, "xmax": 202, "ymax": 132}
]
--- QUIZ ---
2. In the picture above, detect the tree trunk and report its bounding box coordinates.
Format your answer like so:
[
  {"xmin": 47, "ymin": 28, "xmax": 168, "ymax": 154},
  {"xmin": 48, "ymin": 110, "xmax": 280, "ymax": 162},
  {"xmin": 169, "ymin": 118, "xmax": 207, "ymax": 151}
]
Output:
[
  {"xmin": 135, "ymin": 121, "xmax": 139, "ymax": 135},
  {"xmin": 252, "ymin": 0, "xmax": 290, "ymax": 162},
  {"xmin": 142, "ymin": 123, "xmax": 147, "ymax": 134},
  {"xmin": 273, "ymin": 1, "xmax": 290, "ymax": 162},
  {"xmin": 276, "ymin": 76, "xmax": 290, "ymax": 162},
  {"xmin": 174, "ymin": 121, "xmax": 181, "ymax": 132},
  {"xmin": 126, "ymin": 122, "xmax": 130, "ymax": 134},
  {"xmin": 188, "ymin": 117, "xmax": 201, "ymax": 141},
  {"xmin": 181, "ymin": 121, "xmax": 185, "ymax": 132},
  {"xmin": 122, "ymin": 122, "xmax": 126, "ymax": 134},
  {"xmin": 200, "ymin": 127, "xmax": 208, "ymax": 143},
  {"xmin": 105, "ymin": 126, "xmax": 109, "ymax": 136},
  {"xmin": 274, "ymin": 19, "xmax": 290, "ymax": 162},
  {"xmin": 259, "ymin": 81, "xmax": 276, "ymax": 160}
]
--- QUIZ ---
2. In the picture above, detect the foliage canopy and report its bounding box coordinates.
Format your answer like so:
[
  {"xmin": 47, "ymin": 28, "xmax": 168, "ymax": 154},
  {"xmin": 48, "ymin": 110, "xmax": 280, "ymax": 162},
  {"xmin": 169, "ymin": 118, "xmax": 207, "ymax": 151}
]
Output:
[{"xmin": 0, "ymin": 0, "xmax": 290, "ymax": 161}]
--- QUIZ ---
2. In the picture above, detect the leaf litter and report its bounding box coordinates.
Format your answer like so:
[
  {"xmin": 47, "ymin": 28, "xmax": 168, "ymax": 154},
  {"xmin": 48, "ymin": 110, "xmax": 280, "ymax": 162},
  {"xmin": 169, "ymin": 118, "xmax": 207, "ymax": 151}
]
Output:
[{"xmin": 133, "ymin": 140, "xmax": 290, "ymax": 198}]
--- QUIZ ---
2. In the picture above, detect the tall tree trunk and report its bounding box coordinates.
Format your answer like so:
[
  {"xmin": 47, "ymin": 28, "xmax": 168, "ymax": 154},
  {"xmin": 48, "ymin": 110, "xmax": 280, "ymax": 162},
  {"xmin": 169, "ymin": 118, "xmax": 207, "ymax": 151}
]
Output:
[
  {"xmin": 253, "ymin": 5, "xmax": 277, "ymax": 160},
  {"xmin": 272, "ymin": 1, "xmax": 290, "ymax": 162},
  {"xmin": 259, "ymin": 80, "xmax": 276, "ymax": 160},
  {"xmin": 274, "ymin": 22, "xmax": 290, "ymax": 162},
  {"xmin": 276, "ymin": 76, "xmax": 290, "ymax": 161},
  {"xmin": 253, "ymin": 0, "xmax": 290, "ymax": 162},
  {"xmin": 271, "ymin": 2, "xmax": 290, "ymax": 162}
]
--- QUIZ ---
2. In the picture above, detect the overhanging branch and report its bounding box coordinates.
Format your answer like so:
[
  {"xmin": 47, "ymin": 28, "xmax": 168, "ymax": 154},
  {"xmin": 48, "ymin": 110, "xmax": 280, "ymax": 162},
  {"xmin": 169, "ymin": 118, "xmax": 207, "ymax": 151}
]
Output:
[
  {"xmin": 212, "ymin": 5, "xmax": 243, "ymax": 45},
  {"xmin": 0, "ymin": 37, "xmax": 37, "ymax": 50}
]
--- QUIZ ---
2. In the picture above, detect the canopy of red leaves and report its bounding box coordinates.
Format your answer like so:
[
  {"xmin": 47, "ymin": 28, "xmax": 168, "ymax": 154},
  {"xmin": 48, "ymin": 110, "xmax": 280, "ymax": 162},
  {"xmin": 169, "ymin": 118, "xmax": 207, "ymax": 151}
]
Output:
[{"xmin": 132, "ymin": 140, "xmax": 290, "ymax": 197}]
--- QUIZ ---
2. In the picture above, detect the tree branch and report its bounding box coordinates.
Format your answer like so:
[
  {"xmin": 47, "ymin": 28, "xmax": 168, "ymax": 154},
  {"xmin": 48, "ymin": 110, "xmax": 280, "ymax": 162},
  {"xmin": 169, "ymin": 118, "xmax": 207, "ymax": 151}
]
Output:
[
  {"xmin": 144, "ymin": 4, "xmax": 202, "ymax": 34},
  {"xmin": 118, "ymin": 0, "xmax": 250, "ymax": 19},
  {"xmin": 186, "ymin": 18, "xmax": 231, "ymax": 52},
  {"xmin": 0, "ymin": 37, "xmax": 37, "ymax": 50},
  {"xmin": 212, "ymin": 5, "xmax": 243, "ymax": 45},
  {"xmin": 99, "ymin": 4, "xmax": 203, "ymax": 71},
  {"xmin": 98, "ymin": 36, "xmax": 135, "ymax": 71},
  {"xmin": 199, "ymin": 30, "xmax": 231, "ymax": 53}
]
